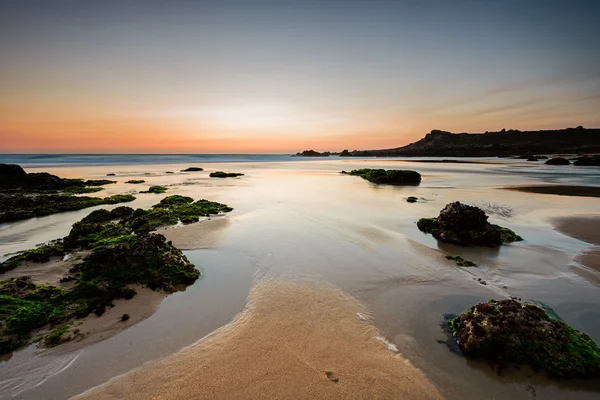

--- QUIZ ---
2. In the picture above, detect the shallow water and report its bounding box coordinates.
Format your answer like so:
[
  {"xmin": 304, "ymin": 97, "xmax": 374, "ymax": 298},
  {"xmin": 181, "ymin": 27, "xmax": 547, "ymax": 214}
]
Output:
[{"xmin": 1, "ymin": 159, "xmax": 600, "ymax": 399}]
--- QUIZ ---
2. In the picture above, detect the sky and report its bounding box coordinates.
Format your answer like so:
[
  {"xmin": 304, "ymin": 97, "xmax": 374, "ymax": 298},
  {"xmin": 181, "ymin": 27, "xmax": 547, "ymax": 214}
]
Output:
[{"xmin": 1, "ymin": 0, "xmax": 599, "ymax": 153}]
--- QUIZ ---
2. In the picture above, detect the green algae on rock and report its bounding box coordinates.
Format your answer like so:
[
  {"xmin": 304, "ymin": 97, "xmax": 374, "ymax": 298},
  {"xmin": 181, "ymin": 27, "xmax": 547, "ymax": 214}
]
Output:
[
  {"xmin": 417, "ymin": 202, "xmax": 522, "ymax": 247},
  {"xmin": 126, "ymin": 180, "xmax": 146, "ymax": 184},
  {"xmin": 0, "ymin": 195, "xmax": 231, "ymax": 354},
  {"xmin": 209, "ymin": 171, "xmax": 244, "ymax": 178},
  {"xmin": 342, "ymin": 168, "xmax": 421, "ymax": 185},
  {"xmin": 407, "ymin": 196, "xmax": 418, "ymax": 203},
  {"xmin": 145, "ymin": 186, "xmax": 167, "ymax": 194},
  {"xmin": 0, "ymin": 194, "xmax": 135, "ymax": 224},
  {"xmin": 445, "ymin": 255, "xmax": 477, "ymax": 267},
  {"xmin": 84, "ymin": 179, "xmax": 116, "ymax": 186},
  {"xmin": 448, "ymin": 299, "xmax": 600, "ymax": 378},
  {"xmin": 181, "ymin": 167, "xmax": 203, "ymax": 172}
]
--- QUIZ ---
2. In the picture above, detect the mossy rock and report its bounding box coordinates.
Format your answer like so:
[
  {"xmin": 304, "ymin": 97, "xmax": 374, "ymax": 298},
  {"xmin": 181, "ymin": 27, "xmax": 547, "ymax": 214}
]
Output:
[
  {"xmin": 209, "ymin": 171, "xmax": 244, "ymax": 178},
  {"xmin": 449, "ymin": 299, "xmax": 600, "ymax": 378},
  {"xmin": 407, "ymin": 196, "xmax": 418, "ymax": 203},
  {"xmin": 343, "ymin": 168, "xmax": 421, "ymax": 185},
  {"xmin": 181, "ymin": 167, "xmax": 203, "ymax": 172},
  {"xmin": 84, "ymin": 180, "xmax": 116, "ymax": 186},
  {"xmin": 0, "ymin": 194, "xmax": 233, "ymax": 354},
  {"xmin": 417, "ymin": 202, "xmax": 522, "ymax": 247},
  {"xmin": 126, "ymin": 180, "xmax": 145, "ymax": 184},
  {"xmin": 145, "ymin": 186, "xmax": 167, "ymax": 194},
  {"xmin": 445, "ymin": 255, "xmax": 477, "ymax": 267}
]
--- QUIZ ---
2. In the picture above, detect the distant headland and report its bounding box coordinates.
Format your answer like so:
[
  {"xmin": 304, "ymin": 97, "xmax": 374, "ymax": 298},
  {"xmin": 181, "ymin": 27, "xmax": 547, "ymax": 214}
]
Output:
[{"xmin": 296, "ymin": 126, "xmax": 600, "ymax": 157}]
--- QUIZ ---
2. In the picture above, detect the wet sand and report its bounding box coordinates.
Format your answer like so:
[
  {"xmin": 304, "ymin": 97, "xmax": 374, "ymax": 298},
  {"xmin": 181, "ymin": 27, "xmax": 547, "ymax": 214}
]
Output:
[
  {"xmin": 161, "ymin": 217, "xmax": 231, "ymax": 249},
  {"xmin": 503, "ymin": 185, "xmax": 600, "ymax": 198},
  {"xmin": 75, "ymin": 280, "xmax": 444, "ymax": 400},
  {"xmin": 554, "ymin": 216, "xmax": 600, "ymax": 283}
]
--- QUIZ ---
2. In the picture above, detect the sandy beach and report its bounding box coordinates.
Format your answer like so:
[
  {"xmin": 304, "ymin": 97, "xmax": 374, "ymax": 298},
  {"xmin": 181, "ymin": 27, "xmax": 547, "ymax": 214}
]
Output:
[
  {"xmin": 503, "ymin": 185, "xmax": 600, "ymax": 198},
  {"xmin": 75, "ymin": 281, "xmax": 444, "ymax": 400}
]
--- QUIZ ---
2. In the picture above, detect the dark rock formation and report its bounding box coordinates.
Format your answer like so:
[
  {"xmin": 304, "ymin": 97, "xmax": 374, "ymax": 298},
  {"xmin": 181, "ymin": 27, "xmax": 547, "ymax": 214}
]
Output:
[
  {"xmin": 295, "ymin": 150, "xmax": 330, "ymax": 157},
  {"xmin": 209, "ymin": 171, "xmax": 244, "ymax": 178},
  {"xmin": 545, "ymin": 157, "xmax": 571, "ymax": 165},
  {"xmin": 338, "ymin": 127, "xmax": 600, "ymax": 157},
  {"xmin": 446, "ymin": 255, "xmax": 477, "ymax": 267},
  {"xmin": 449, "ymin": 299, "xmax": 600, "ymax": 378},
  {"xmin": 417, "ymin": 202, "xmax": 522, "ymax": 247},
  {"xmin": 181, "ymin": 167, "xmax": 203, "ymax": 172},
  {"xmin": 573, "ymin": 156, "xmax": 600, "ymax": 167},
  {"xmin": 342, "ymin": 169, "xmax": 421, "ymax": 185},
  {"xmin": 407, "ymin": 196, "xmax": 418, "ymax": 203}
]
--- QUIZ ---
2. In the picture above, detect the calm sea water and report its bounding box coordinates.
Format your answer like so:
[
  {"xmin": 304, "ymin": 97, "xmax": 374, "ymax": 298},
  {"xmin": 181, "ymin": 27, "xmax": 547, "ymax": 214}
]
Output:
[{"xmin": 0, "ymin": 154, "xmax": 305, "ymax": 167}]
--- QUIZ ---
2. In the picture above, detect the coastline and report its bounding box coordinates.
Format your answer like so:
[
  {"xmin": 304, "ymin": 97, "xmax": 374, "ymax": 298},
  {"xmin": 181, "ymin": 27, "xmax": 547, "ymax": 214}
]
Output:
[
  {"xmin": 74, "ymin": 280, "xmax": 445, "ymax": 400},
  {"xmin": 553, "ymin": 216, "xmax": 600, "ymax": 283},
  {"xmin": 502, "ymin": 185, "xmax": 600, "ymax": 198}
]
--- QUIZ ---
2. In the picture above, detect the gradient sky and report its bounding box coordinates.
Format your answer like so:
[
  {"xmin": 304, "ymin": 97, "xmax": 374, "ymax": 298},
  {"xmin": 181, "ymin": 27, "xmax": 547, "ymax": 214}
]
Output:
[{"xmin": 1, "ymin": 0, "xmax": 599, "ymax": 153}]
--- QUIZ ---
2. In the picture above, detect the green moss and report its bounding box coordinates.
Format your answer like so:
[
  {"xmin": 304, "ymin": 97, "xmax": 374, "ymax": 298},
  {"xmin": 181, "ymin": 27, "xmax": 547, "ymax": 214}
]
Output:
[
  {"xmin": 62, "ymin": 186, "xmax": 104, "ymax": 194},
  {"xmin": 450, "ymin": 299, "xmax": 600, "ymax": 378},
  {"xmin": 43, "ymin": 324, "xmax": 70, "ymax": 347},
  {"xmin": 446, "ymin": 255, "xmax": 477, "ymax": 267},
  {"xmin": 209, "ymin": 171, "xmax": 244, "ymax": 178},
  {"xmin": 0, "ymin": 194, "xmax": 233, "ymax": 354},
  {"xmin": 84, "ymin": 179, "xmax": 116, "ymax": 186},
  {"xmin": 104, "ymin": 194, "xmax": 136, "ymax": 204},
  {"xmin": 181, "ymin": 167, "xmax": 203, "ymax": 172},
  {"xmin": 146, "ymin": 186, "xmax": 167, "ymax": 194},
  {"xmin": 1, "ymin": 243, "xmax": 65, "ymax": 274},
  {"xmin": 126, "ymin": 180, "xmax": 145, "ymax": 184},
  {"xmin": 343, "ymin": 168, "xmax": 421, "ymax": 185}
]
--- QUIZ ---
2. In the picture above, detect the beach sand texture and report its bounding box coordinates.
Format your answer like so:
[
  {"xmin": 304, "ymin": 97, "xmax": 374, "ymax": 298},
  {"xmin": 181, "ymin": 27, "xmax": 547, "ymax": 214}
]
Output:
[{"xmin": 74, "ymin": 281, "xmax": 445, "ymax": 400}]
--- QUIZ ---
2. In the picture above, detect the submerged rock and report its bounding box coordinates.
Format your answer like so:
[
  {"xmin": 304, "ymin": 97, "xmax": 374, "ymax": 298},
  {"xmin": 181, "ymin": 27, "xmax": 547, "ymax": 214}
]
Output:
[
  {"xmin": 545, "ymin": 157, "xmax": 571, "ymax": 165},
  {"xmin": 343, "ymin": 169, "xmax": 421, "ymax": 185},
  {"xmin": 417, "ymin": 202, "xmax": 522, "ymax": 247},
  {"xmin": 449, "ymin": 299, "xmax": 600, "ymax": 378},
  {"xmin": 446, "ymin": 255, "xmax": 477, "ymax": 267},
  {"xmin": 407, "ymin": 196, "xmax": 418, "ymax": 203},
  {"xmin": 209, "ymin": 171, "xmax": 244, "ymax": 178}
]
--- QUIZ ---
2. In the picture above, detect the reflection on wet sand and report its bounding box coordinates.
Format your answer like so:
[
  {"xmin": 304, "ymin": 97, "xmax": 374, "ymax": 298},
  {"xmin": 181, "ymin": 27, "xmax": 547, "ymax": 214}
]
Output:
[{"xmin": 74, "ymin": 280, "xmax": 445, "ymax": 400}]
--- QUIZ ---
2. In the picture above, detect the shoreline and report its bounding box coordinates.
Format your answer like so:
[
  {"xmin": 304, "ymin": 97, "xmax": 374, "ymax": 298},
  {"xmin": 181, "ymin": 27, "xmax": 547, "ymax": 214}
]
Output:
[
  {"xmin": 553, "ymin": 215, "xmax": 600, "ymax": 285},
  {"xmin": 74, "ymin": 280, "xmax": 445, "ymax": 400},
  {"xmin": 501, "ymin": 185, "xmax": 600, "ymax": 198}
]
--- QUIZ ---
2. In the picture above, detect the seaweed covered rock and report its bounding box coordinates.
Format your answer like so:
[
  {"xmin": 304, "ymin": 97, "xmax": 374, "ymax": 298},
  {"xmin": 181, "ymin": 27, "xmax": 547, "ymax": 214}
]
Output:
[
  {"xmin": 342, "ymin": 169, "xmax": 422, "ymax": 185},
  {"xmin": 126, "ymin": 180, "xmax": 145, "ymax": 184},
  {"xmin": 417, "ymin": 202, "xmax": 522, "ymax": 247},
  {"xmin": 407, "ymin": 196, "xmax": 418, "ymax": 203},
  {"xmin": 0, "ymin": 193, "xmax": 135, "ymax": 224},
  {"xmin": 80, "ymin": 233, "xmax": 198, "ymax": 291},
  {"xmin": 0, "ymin": 194, "xmax": 232, "ymax": 353},
  {"xmin": 545, "ymin": 157, "xmax": 571, "ymax": 166},
  {"xmin": 448, "ymin": 299, "xmax": 600, "ymax": 378},
  {"xmin": 209, "ymin": 171, "xmax": 244, "ymax": 178},
  {"xmin": 181, "ymin": 167, "xmax": 203, "ymax": 172},
  {"xmin": 84, "ymin": 180, "xmax": 116, "ymax": 186},
  {"xmin": 145, "ymin": 186, "xmax": 167, "ymax": 194}
]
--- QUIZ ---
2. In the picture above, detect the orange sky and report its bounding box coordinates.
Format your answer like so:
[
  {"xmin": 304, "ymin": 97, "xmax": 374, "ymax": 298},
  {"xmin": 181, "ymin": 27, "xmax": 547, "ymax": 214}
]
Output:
[{"xmin": 1, "ymin": 1, "xmax": 599, "ymax": 153}]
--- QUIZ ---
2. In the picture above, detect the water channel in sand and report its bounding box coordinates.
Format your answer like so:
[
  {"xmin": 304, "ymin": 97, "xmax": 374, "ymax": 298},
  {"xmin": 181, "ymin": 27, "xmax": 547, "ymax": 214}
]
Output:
[{"xmin": 1, "ymin": 158, "xmax": 600, "ymax": 399}]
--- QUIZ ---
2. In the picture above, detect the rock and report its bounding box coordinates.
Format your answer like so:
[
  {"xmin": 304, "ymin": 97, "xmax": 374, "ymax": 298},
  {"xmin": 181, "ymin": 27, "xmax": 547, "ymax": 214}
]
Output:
[
  {"xmin": 106, "ymin": 173, "xmax": 116, "ymax": 176},
  {"xmin": 126, "ymin": 180, "xmax": 145, "ymax": 184},
  {"xmin": 545, "ymin": 157, "xmax": 571, "ymax": 165},
  {"xmin": 526, "ymin": 156, "xmax": 538, "ymax": 161},
  {"xmin": 446, "ymin": 255, "xmax": 477, "ymax": 267},
  {"xmin": 295, "ymin": 150, "xmax": 330, "ymax": 157},
  {"xmin": 449, "ymin": 299, "xmax": 600, "ymax": 378},
  {"xmin": 121, "ymin": 313, "xmax": 130, "ymax": 321},
  {"xmin": 343, "ymin": 169, "xmax": 421, "ymax": 185},
  {"xmin": 417, "ymin": 202, "xmax": 522, "ymax": 247},
  {"xmin": 145, "ymin": 186, "xmax": 167, "ymax": 194},
  {"xmin": 209, "ymin": 171, "xmax": 244, "ymax": 178},
  {"xmin": 573, "ymin": 156, "xmax": 600, "ymax": 167},
  {"xmin": 407, "ymin": 196, "xmax": 418, "ymax": 203},
  {"xmin": 181, "ymin": 167, "xmax": 203, "ymax": 172}
]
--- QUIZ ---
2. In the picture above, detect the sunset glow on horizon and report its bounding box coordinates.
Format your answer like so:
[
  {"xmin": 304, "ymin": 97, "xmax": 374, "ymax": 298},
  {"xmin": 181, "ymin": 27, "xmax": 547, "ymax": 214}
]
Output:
[{"xmin": 1, "ymin": 0, "xmax": 599, "ymax": 154}]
